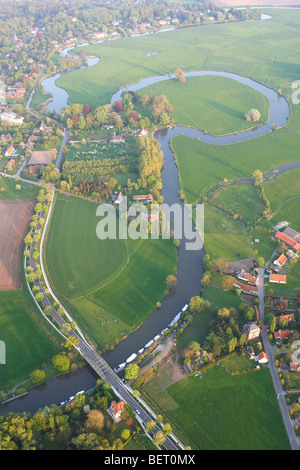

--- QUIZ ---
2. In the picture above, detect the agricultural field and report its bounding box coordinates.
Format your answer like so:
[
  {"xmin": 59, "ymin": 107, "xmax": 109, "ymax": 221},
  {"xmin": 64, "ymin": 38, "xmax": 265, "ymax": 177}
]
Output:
[
  {"xmin": 143, "ymin": 362, "xmax": 290, "ymax": 450},
  {"xmin": 45, "ymin": 192, "xmax": 177, "ymax": 350},
  {"xmin": 137, "ymin": 75, "xmax": 270, "ymax": 135},
  {"xmin": 57, "ymin": 9, "xmax": 300, "ymax": 116},
  {"xmin": 0, "ymin": 198, "xmax": 35, "ymax": 290},
  {"xmin": 0, "ymin": 290, "xmax": 58, "ymax": 392}
]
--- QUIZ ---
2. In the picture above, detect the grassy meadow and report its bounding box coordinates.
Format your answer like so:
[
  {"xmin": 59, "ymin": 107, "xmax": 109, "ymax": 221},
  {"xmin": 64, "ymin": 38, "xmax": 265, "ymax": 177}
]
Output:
[
  {"xmin": 57, "ymin": 9, "xmax": 300, "ymax": 116},
  {"xmin": 171, "ymin": 129, "xmax": 300, "ymax": 205},
  {"xmin": 45, "ymin": 192, "xmax": 177, "ymax": 350},
  {"xmin": 143, "ymin": 362, "xmax": 290, "ymax": 450},
  {"xmin": 136, "ymin": 75, "xmax": 269, "ymax": 135},
  {"xmin": 0, "ymin": 290, "xmax": 58, "ymax": 392},
  {"xmin": 264, "ymin": 167, "xmax": 300, "ymax": 233},
  {"xmin": 0, "ymin": 175, "xmax": 39, "ymax": 200}
]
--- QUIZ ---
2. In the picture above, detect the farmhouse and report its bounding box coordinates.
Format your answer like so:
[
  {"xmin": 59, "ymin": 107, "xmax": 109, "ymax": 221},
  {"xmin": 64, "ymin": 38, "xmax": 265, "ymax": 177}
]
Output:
[
  {"xmin": 133, "ymin": 194, "xmax": 154, "ymax": 203},
  {"xmin": 4, "ymin": 145, "xmax": 15, "ymax": 157},
  {"xmin": 110, "ymin": 400, "xmax": 125, "ymax": 421},
  {"xmin": 282, "ymin": 227, "xmax": 300, "ymax": 242},
  {"xmin": 274, "ymin": 330, "xmax": 292, "ymax": 341},
  {"xmin": 269, "ymin": 274, "xmax": 286, "ymax": 284},
  {"xmin": 279, "ymin": 313, "xmax": 294, "ymax": 323},
  {"xmin": 275, "ymin": 232, "xmax": 300, "ymax": 253},
  {"xmin": 274, "ymin": 254, "xmax": 287, "ymax": 268},
  {"xmin": 5, "ymin": 158, "xmax": 15, "ymax": 170},
  {"xmin": 112, "ymin": 192, "xmax": 123, "ymax": 204},
  {"xmin": 237, "ymin": 269, "xmax": 258, "ymax": 285},
  {"xmin": 233, "ymin": 280, "xmax": 258, "ymax": 295},
  {"xmin": 257, "ymin": 352, "xmax": 268, "ymax": 364},
  {"xmin": 243, "ymin": 322, "xmax": 260, "ymax": 340}
]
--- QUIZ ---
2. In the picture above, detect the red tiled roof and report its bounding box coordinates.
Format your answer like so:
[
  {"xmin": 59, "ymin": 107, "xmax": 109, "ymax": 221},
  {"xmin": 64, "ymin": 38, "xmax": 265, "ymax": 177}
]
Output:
[
  {"xmin": 5, "ymin": 145, "xmax": 15, "ymax": 155},
  {"xmin": 258, "ymin": 352, "xmax": 268, "ymax": 361},
  {"xmin": 270, "ymin": 273, "xmax": 286, "ymax": 283},
  {"xmin": 133, "ymin": 194, "xmax": 154, "ymax": 201},
  {"xmin": 244, "ymin": 273, "xmax": 257, "ymax": 285},
  {"xmin": 275, "ymin": 232, "xmax": 297, "ymax": 248},
  {"xmin": 276, "ymin": 254, "xmax": 287, "ymax": 266},
  {"xmin": 234, "ymin": 281, "xmax": 258, "ymax": 294},
  {"xmin": 290, "ymin": 362, "xmax": 300, "ymax": 372},
  {"xmin": 5, "ymin": 158, "xmax": 15, "ymax": 168},
  {"xmin": 274, "ymin": 330, "xmax": 292, "ymax": 340},
  {"xmin": 279, "ymin": 313, "xmax": 294, "ymax": 322},
  {"xmin": 111, "ymin": 400, "xmax": 125, "ymax": 415}
]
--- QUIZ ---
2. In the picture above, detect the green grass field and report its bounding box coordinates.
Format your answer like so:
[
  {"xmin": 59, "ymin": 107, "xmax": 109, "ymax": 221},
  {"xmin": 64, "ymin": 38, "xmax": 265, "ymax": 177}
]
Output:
[
  {"xmin": 264, "ymin": 167, "xmax": 300, "ymax": 233},
  {"xmin": 144, "ymin": 363, "xmax": 291, "ymax": 450},
  {"xmin": 45, "ymin": 192, "xmax": 177, "ymax": 349},
  {"xmin": 137, "ymin": 75, "xmax": 269, "ymax": 135},
  {"xmin": 220, "ymin": 354, "xmax": 257, "ymax": 374},
  {"xmin": 57, "ymin": 9, "xmax": 300, "ymax": 120},
  {"xmin": 203, "ymin": 203, "xmax": 254, "ymax": 261},
  {"xmin": 0, "ymin": 175, "xmax": 39, "ymax": 200},
  {"xmin": 0, "ymin": 290, "xmax": 58, "ymax": 392},
  {"xmin": 207, "ymin": 183, "xmax": 265, "ymax": 227},
  {"xmin": 171, "ymin": 129, "xmax": 300, "ymax": 205}
]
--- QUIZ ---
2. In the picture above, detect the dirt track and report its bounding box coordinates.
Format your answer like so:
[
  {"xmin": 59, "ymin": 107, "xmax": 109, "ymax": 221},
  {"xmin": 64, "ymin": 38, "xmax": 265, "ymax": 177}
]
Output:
[{"xmin": 0, "ymin": 199, "xmax": 35, "ymax": 290}]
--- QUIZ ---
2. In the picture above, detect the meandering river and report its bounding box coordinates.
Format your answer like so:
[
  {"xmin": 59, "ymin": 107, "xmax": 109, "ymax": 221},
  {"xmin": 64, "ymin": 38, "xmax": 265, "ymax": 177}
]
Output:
[{"xmin": 1, "ymin": 18, "xmax": 294, "ymax": 415}]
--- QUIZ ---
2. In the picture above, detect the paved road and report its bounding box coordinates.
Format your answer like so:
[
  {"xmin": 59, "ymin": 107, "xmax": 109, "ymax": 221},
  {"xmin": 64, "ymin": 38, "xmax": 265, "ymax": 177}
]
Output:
[{"xmin": 257, "ymin": 267, "xmax": 299, "ymax": 450}]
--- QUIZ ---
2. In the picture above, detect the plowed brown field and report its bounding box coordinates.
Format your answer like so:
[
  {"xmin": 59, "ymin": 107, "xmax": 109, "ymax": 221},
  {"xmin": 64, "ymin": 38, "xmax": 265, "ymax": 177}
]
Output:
[{"xmin": 0, "ymin": 199, "xmax": 35, "ymax": 290}]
